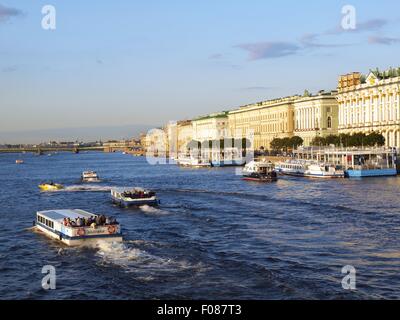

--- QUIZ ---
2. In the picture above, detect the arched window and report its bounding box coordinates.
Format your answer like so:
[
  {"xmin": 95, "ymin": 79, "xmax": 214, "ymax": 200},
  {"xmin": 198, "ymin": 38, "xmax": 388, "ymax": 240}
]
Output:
[{"xmin": 327, "ymin": 116, "xmax": 332, "ymax": 129}]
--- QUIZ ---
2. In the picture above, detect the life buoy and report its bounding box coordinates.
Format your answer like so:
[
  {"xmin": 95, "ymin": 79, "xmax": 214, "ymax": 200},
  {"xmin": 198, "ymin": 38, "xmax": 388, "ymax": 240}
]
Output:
[
  {"xmin": 77, "ymin": 228, "xmax": 85, "ymax": 236},
  {"xmin": 108, "ymin": 225, "xmax": 116, "ymax": 234}
]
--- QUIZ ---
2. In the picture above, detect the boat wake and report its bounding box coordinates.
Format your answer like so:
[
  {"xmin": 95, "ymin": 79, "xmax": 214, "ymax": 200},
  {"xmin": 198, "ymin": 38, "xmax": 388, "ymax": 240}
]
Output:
[
  {"xmin": 138, "ymin": 205, "xmax": 170, "ymax": 215},
  {"xmin": 94, "ymin": 241, "xmax": 208, "ymax": 277},
  {"xmin": 60, "ymin": 185, "xmax": 114, "ymax": 192}
]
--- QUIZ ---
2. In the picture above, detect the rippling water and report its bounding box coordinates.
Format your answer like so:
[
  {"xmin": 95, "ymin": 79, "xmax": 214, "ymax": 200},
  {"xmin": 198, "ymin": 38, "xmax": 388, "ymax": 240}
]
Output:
[{"xmin": 1, "ymin": 152, "xmax": 400, "ymax": 299}]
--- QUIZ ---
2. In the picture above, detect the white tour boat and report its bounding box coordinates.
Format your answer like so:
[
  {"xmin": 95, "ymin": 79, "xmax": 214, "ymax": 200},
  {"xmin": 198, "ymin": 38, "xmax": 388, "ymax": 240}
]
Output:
[
  {"xmin": 242, "ymin": 161, "xmax": 278, "ymax": 182},
  {"xmin": 277, "ymin": 159, "xmax": 344, "ymax": 178},
  {"xmin": 34, "ymin": 209, "xmax": 122, "ymax": 246},
  {"xmin": 81, "ymin": 171, "xmax": 100, "ymax": 182},
  {"xmin": 276, "ymin": 159, "xmax": 309, "ymax": 176},
  {"xmin": 111, "ymin": 188, "xmax": 159, "ymax": 207}
]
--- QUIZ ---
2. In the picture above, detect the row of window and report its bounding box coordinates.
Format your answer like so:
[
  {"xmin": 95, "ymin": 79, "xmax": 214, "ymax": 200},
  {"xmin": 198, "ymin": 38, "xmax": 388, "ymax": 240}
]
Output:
[
  {"xmin": 233, "ymin": 112, "xmax": 291, "ymax": 123},
  {"xmin": 341, "ymin": 108, "xmax": 399, "ymax": 124},
  {"xmin": 37, "ymin": 215, "xmax": 54, "ymax": 229},
  {"xmin": 341, "ymin": 96, "xmax": 399, "ymax": 105},
  {"xmin": 295, "ymin": 117, "xmax": 332, "ymax": 130},
  {"xmin": 236, "ymin": 123, "xmax": 289, "ymax": 133}
]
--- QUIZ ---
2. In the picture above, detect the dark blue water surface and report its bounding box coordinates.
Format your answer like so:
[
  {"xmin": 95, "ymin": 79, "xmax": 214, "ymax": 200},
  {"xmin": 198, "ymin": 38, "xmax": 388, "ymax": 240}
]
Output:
[{"xmin": 1, "ymin": 152, "xmax": 400, "ymax": 299}]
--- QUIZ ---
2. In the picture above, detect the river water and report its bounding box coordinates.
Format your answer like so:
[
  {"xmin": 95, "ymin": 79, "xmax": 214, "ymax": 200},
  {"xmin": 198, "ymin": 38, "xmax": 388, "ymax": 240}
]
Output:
[{"xmin": 0, "ymin": 152, "xmax": 399, "ymax": 299}]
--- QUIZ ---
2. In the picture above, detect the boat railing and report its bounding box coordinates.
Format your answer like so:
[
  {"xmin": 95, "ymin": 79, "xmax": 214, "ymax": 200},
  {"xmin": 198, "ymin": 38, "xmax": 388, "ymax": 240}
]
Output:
[{"xmin": 64, "ymin": 221, "xmax": 119, "ymax": 229}]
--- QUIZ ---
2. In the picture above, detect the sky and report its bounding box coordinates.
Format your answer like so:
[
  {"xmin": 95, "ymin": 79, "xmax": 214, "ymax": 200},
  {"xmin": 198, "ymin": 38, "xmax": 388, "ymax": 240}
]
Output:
[{"xmin": 1, "ymin": 0, "xmax": 399, "ymax": 143}]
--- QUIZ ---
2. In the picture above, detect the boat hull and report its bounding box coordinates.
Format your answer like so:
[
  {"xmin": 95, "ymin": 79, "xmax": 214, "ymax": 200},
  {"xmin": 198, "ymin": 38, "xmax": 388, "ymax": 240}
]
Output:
[
  {"xmin": 82, "ymin": 178, "xmax": 100, "ymax": 183},
  {"xmin": 35, "ymin": 224, "xmax": 123, "ymax": 247},
  {"xmin": 211, "ymin": 160, "xmax": 246, "ymax": 167},
  {"xmin": 345, "ymin": 168, "xmax": 397, "ymax": 178},
  {"xmin": 280, "ymin": 169, "xmax": 344, "ymax": 178},
  {"xmin": 39, "ymin": 184, "xmax": 64, "ymax": 191},
  {"xmin": 112, "ymin": 195, "xmax": 159, "ymax": 207},
  {"xmin": 280, "ymin": 171, "xmax": 305, "ymax": 177},
  {"xmin": 242, "ymin": 176, "xmax": 277, "ymax": 182}
]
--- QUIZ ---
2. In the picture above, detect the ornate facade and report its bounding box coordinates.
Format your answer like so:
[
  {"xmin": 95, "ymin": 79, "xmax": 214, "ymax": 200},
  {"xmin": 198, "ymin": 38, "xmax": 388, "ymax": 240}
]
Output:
[
  {"xmin": 228, "ymin": 96, "xmax": 297, "ymax": 150},
  {"xmin": 192, "ymin": 112, "xmax": 229, "ymax": 142},
  {"xmin": 337, "ymin": 71, "xmax": 400, "ymax": 149},
  {"xmin": 293, "ymin": 91, "xmax": 339, "ymax": 146}
]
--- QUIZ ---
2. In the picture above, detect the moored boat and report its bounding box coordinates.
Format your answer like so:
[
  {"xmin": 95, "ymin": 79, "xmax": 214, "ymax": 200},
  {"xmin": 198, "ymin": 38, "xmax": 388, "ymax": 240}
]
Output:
[
  {"xmin": 276, "ymin": 159, "xmax": 309, "ymax": 177},
  {"xmin": 305, "ymin": 163, "xmax": 345, "ymax": 178},
  {"xmin": 177, "ymin": 156, "xmax": 212, "ymax": 168},
  {"xmin": 111, "ymin": 188, "xmax": 159, "ymax": 207},
  {"xmin": 276, "ymin": 159, "xmax": 344, "ymax": 178},
  {"xmin": 38, "ymin": 182, "xmax": 64, "ymax": 191},
  {"xmin": 34, "ymin": 209, "xmax": 122, "ymax": 246},
  {"xmin": 294, "ymin": 147, "xmax": 398, "ymax": 178},
  {"xmin": 15, "ymin": 159, "xmax": 24, "ymax": 164},
  {"xmin": 242, "ymin": 161, "xmax": 278, "ymax": 182},
  {"xmin": 81, "ymin": 171, "xmax": 100, "ymax": 182}
]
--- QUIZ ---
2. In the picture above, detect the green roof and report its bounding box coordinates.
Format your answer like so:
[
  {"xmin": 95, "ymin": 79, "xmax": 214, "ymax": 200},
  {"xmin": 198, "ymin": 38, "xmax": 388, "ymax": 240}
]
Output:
[{"xmin": 193, "ymin": 111, "xmax": 229, "ymax": 121}]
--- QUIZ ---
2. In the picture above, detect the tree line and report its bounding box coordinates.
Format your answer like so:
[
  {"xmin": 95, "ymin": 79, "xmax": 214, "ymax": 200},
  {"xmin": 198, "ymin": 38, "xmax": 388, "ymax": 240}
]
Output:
[
  {"xmin": 269, "ymin": 132, "xmax": 385, "ymax": 152},
  {"xmin": 309, "ymin": 132, "xmax": 385, "ymax": 147}
]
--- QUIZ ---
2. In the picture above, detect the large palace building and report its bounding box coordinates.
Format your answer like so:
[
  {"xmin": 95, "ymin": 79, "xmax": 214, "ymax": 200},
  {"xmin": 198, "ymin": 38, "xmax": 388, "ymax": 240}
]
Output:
[
  {"xmin": 228, "ymin": 96, "xmax": 297, "ymax": 150},
  {"xmin": 293, "ymin": 91, "xmax": 339, "ymax": 146},
  {"xmin": 337, "ymin": 69, "xmax": 400, "ymax": 149}
]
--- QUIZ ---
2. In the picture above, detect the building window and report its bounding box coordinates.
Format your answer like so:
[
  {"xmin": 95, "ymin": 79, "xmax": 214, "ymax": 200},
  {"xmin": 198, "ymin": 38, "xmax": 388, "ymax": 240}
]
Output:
[{"xmin": 327, "ymin": 116, "xmax": 332, "ymax": 129}]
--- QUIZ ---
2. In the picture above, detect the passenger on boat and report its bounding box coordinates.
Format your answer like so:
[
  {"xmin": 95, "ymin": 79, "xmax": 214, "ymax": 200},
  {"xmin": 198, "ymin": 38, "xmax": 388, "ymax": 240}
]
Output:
[
  {"xmin": 76, "ymin": 217, "xmax": 83, "ymax": 227},
  {"xmin": 61, "ymin": 215, "xmax": 117, "ymax": 228}
]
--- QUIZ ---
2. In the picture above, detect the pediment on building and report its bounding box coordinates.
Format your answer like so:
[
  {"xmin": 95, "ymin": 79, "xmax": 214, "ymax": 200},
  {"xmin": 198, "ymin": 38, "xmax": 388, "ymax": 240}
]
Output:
[{"xmin": 366, "ymin": 72, "xmax": 379, "ymax": 86}]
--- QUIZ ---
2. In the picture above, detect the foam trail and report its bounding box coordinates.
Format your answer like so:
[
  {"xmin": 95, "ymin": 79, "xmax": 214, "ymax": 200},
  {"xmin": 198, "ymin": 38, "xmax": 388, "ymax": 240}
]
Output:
[
  {"xmin": 139, "ymin": 205, "xmax": 169, "ymax": 215},
  {"xmin": 61, "ymin": 185, "xmax": 114, "ymax": 192},
  {"xmin": 95, "ymin": 241, "xmax": 166, "ymax": 270},
  {"xmin": 94, "ymin": 241, "xmax": 207, "ymax": 275}
]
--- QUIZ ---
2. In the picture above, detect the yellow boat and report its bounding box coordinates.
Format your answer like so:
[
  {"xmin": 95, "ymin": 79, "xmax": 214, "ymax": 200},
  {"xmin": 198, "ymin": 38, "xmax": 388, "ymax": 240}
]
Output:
[{"xmin": 38, "ymin": 182, "xmax": 64, "ymax": 191}]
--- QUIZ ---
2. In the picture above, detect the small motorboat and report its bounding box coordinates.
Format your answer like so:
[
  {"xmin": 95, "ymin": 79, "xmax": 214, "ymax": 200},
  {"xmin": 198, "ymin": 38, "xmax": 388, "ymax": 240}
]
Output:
[
  {"xmin": 15, "ymin": 160, "xmax": 24, "ymax": 164},
  {"xmin": 242, "ymin": 161, "xmax": 278, "ymax": 182},
  {"xmin": 38, "ymin": 182, "xmax": 64, "ymax": 191},
  {"xmin": 81, "ymin": 171, "xmax": 100, "ymax": 182},
  {"xmin": 34, "ymin": 209, "xmax": 122, "ymax": 246},
  {"xmin": 111, "ymin": 188, "xmax": 159, "ymax": 207}
]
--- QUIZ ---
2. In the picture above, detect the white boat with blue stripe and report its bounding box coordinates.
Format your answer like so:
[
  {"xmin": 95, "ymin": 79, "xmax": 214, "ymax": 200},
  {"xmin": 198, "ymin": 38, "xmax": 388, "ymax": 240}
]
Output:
[{"xmin": 35, "ymin": 209, "xmax": 123, "ymax": 246}]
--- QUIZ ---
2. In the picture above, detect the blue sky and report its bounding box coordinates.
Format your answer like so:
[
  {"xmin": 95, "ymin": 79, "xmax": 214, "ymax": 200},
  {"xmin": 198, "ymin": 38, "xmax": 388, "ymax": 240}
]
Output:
[{"xmin": 1, "ymin": 0, "xmax": 399, "ymax": 142}]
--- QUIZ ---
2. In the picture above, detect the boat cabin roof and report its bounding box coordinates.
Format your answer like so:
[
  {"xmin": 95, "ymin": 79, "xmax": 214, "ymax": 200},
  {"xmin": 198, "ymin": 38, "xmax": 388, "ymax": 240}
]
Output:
[
  {"xmin": 112, "ymin": 187, "xmax": 147, "ymax": 193},
  {"xmin": 246, "ymin": 161, "xmax": 273, "ymax": 168},
  {"xmin": 37, "ymin": 209, "xmax": 97, "ymax": 222}
]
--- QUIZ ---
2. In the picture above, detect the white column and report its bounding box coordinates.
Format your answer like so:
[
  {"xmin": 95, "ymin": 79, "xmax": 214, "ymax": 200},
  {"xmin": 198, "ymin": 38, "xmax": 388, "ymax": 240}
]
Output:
[{"xmin": 397, "ymin": 92, "xmax": 400, "ymax": 120}]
